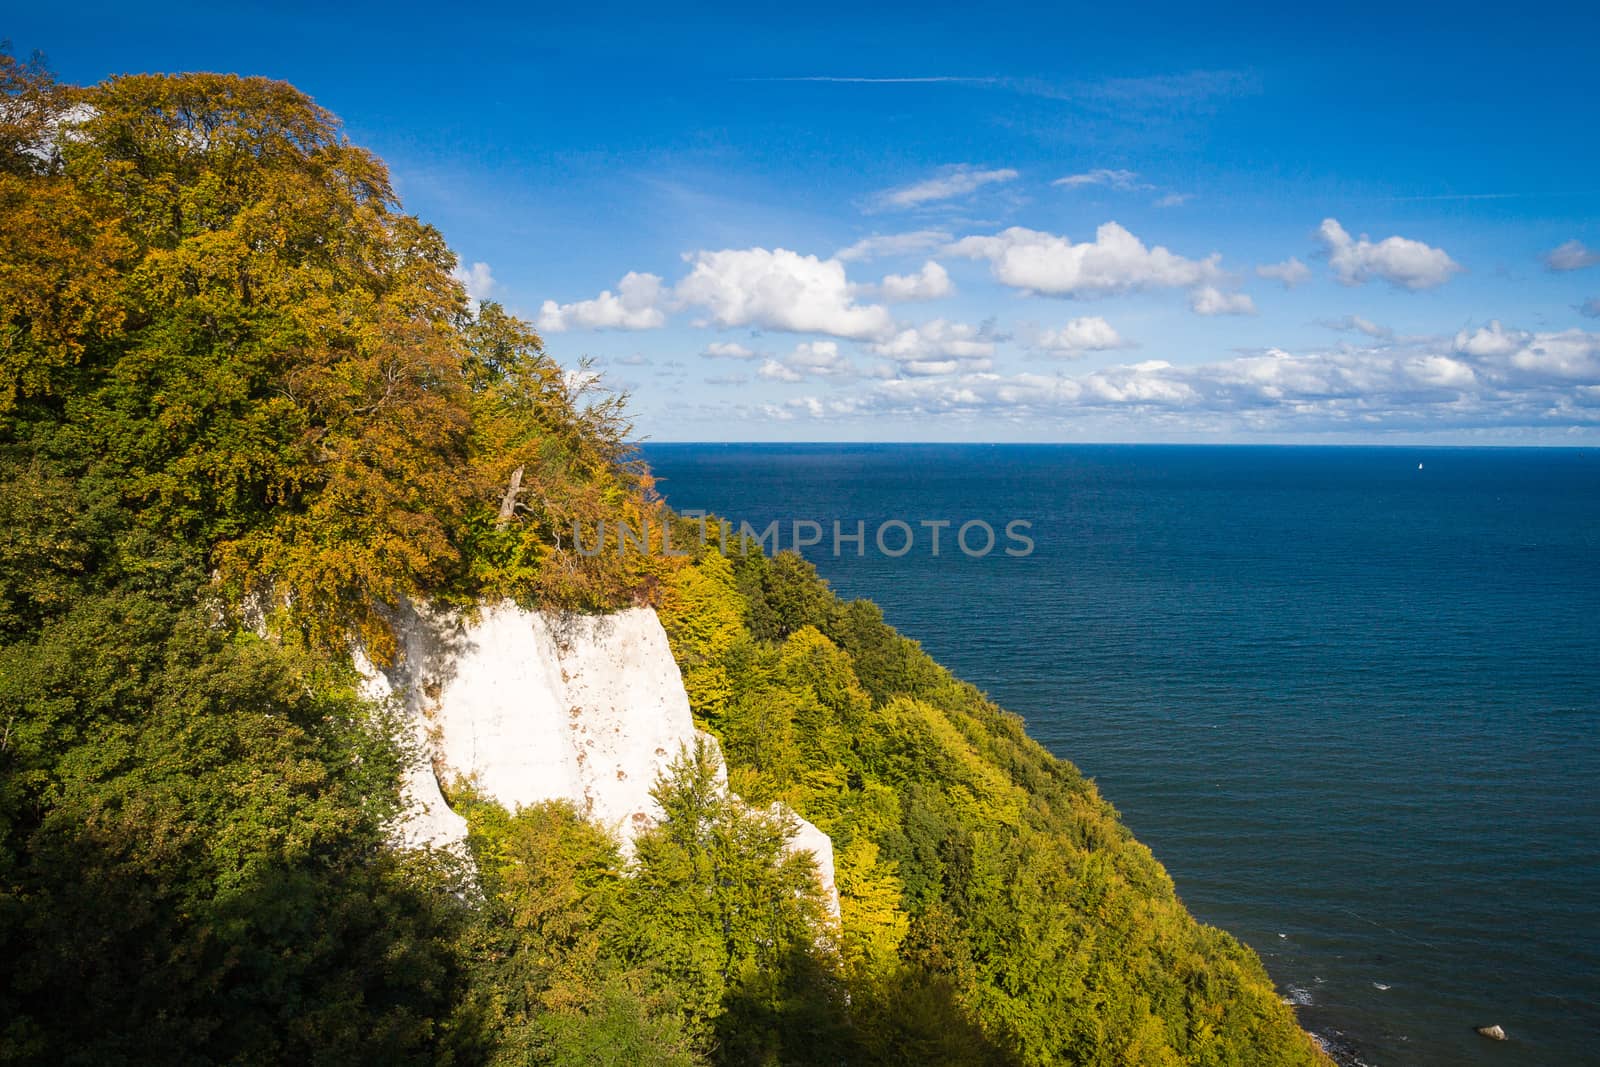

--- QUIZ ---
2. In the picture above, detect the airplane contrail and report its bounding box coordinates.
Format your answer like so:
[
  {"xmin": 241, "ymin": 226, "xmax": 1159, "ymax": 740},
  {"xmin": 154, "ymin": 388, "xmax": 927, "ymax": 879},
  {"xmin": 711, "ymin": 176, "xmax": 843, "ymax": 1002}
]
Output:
[{"xmin": 737, "ymin": 75, "xmax": 1000, "ymax": 84}]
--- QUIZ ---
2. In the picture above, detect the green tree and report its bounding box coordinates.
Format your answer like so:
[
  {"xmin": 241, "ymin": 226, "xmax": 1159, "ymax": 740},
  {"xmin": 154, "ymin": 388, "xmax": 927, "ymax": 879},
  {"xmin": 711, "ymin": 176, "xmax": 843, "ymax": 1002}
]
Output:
[
  {"xmin": 0, "ymin": 57, "xmax": 665, "ymax": 1065},
  {"xmin": 623, "ymin": 738, "xmax": 838, "ymax": 1059}
]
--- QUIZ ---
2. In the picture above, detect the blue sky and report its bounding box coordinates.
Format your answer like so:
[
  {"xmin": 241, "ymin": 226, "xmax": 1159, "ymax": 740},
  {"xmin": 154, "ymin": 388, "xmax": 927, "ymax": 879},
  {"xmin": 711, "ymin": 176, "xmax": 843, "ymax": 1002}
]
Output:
[{"xmin": 12, "ymin": 2, "xmax": 1600, "ymax": 442}]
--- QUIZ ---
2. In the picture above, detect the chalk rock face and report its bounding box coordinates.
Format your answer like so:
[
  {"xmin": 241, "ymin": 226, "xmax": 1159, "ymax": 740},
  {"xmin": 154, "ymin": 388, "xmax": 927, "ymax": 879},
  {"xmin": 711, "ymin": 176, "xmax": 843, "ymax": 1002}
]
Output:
[
  {"xmin": 782, "ymin": 808, "xmax": 839, "ymax": 917},
  {"xmin": 359, "ymin": 601, "xmax": 837, "ymax": 915}
]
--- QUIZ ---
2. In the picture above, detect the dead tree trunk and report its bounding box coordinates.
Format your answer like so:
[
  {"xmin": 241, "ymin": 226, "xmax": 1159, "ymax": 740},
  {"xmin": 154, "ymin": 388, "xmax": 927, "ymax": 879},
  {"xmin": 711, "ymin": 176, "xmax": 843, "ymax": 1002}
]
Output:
[{"xmin": 496, "ymin": 466, "xmax": 525, "ymax": 529}]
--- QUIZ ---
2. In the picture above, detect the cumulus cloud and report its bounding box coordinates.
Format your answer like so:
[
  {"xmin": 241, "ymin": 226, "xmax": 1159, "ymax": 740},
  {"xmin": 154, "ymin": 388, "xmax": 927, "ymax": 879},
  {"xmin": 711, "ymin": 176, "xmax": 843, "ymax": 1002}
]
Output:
[
  {"xmin": 878, "ymin": 261, "xmax": 954, "ymax": 301},
  {"xmin": 1317, "ymin": 219, "xmax": 1461, "ymax": 290},
  {"xmin": 835, "ymin": 229, "xmax": 953, "ymax": 262},
  {"xmin": 1256, "ymin": 257, "xmax": 1311, "ymax": 288},
  {"xmin": 758, "ymin": 359, "xmax": 803, "ymax": 383},
  {"xmin": 1053, "ymin": 168, "xmax": 1145, "ymax": 190},
  {"xmin": 875, "ymin": 165, "xmax": 1019, "ymax": 210},
  {"xmin": 676, "ymin": 247, "xmax": 894, "ymax": 340},
  {"xmin": 759, "ymin": 340, "xmax": 855, "ymax": 381},
  {"xmin": 538, "ymin": 272, "xmax": 668, "ymax": 332},
  {"xmin": 1190, "ymin": 286, "xmax": 1257, "ymax": 316},
  {"xmin": 772, "ymin": 326, "xmax": 1600, "ymax": 433},
  {"xmin": 871, "ymin": 319, "xmax": 996, "ymax": 376},
  {"xmin": 1544, "ymin": 240, "xmax": 1599, "ymax": 272},
  {"xmin": 1453, "ymin": 320, "xmax": 1529, "ymax": 358},
  {"xmin": 702, "ymin": 341, "xmax": 757, "ymax": 360},
  {"xmin": 453, "ymin": 261, "xmax": 496, "ymax": 308},
  {"xmin": 1034, "ymin": 316, "xmax": 1129, "ymax": 357},
  {"xmin": 947, "ymin": 222, "xmax": 1224, "ymax": 298},
  {"xmin": 1490, "ymin": 330, "xmax": 1600, "ymax": 380}
]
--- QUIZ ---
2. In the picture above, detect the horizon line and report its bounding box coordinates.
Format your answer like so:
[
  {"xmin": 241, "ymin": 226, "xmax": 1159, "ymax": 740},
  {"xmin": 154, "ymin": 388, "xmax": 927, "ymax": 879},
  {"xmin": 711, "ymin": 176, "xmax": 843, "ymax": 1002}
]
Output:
[{"xmin": 632, "ymin": 440, "xmax": 1595, "ymax": 450}]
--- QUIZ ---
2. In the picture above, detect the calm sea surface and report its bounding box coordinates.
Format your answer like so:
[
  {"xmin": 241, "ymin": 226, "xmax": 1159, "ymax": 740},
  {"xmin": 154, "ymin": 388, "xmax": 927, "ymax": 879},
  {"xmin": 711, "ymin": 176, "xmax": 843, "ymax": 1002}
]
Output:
[{"xmin": 641, "ymin": 443, "xmax": 1600, "ymax": 1067}]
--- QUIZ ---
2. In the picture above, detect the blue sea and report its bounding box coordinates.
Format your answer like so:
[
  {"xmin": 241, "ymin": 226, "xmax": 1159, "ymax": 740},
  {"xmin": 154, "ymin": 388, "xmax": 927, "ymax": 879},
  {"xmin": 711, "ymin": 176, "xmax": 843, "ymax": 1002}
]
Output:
[{"xmin": 641, "ymin": 443, "xmax": 1600, "ymax": 1067}]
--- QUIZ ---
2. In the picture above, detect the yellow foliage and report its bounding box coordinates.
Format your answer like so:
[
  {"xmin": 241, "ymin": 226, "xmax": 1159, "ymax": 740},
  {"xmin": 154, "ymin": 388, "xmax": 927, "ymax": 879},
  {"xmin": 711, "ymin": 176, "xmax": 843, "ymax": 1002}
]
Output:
[
  {"xmin": 836, "ymin": 836, "xmax": 909, "ymax": 976},
  {"xmin": 658, "ymin": 552, "xmax": 746, "ymax": 720},
  {"xmin": 776, "ymin": 625, "xmax": 871, "ymax": 722},
  {"xmin": 2, "ymin": 65, "xmax": 670, "ymax": 654}
]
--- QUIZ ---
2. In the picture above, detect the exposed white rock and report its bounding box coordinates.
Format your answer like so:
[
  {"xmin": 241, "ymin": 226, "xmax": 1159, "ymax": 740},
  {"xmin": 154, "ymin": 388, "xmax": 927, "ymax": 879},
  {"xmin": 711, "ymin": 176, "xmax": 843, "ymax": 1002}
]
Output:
[
  {"xmin": 359, "ymin": 601, "xmax": 838, "ymax": 916},
  {"xmin": 781, "ymin": 805, "xmax": 838, "ymax": 918},
  {"xmin": 354, "ymin": 646, "xmax": 469, "ymax": 854}
]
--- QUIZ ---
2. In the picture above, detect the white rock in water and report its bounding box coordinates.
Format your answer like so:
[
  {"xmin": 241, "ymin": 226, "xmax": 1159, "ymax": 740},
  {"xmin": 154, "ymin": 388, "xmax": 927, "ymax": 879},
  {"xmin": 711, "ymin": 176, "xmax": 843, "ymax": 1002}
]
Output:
[
  {"xmin": 359, "ymin": 601, "xmax": 838, "ymax": 917},
  {"xmin": 1475, "ymin": 1024, "xmax": 1507, "ymax": 1041}
]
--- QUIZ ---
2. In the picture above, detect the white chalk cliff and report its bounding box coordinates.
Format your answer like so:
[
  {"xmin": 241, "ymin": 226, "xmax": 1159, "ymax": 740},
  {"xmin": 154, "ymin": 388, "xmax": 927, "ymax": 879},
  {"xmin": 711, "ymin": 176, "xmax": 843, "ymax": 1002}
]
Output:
[{"xmin": 358, "ymin": 602, "xmax": 838, "ymax": 916}]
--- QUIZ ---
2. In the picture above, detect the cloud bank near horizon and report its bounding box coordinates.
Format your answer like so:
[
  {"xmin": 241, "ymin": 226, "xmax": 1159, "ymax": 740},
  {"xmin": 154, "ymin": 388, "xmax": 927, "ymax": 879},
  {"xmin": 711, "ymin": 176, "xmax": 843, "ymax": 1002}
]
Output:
[{"xmin": 501, "ymin": 161, "xmax": 1596, "ymax": 440}]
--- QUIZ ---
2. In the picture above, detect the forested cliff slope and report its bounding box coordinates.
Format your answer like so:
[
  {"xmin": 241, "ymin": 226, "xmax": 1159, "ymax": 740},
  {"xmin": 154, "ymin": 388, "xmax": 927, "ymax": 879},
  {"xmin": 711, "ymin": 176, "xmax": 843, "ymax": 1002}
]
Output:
[{"xmin": 0, "ymin": 53, "xmax": 1328, "ymax": 1065}]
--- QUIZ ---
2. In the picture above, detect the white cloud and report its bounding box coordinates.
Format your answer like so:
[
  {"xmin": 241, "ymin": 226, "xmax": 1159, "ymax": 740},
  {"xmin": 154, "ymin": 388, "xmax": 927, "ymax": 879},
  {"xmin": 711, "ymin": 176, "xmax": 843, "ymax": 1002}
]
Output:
[
  {"xmin": 453, "ymin": 261, "xmax": 496, "ymax": 308},
  {"xmin": 879, "ymin": 261, "xmax": 953, "ymax": 301},
  {"xmin": 676, "ymin": 247, "xmax": 894, "ymax": 340},
  {"xmin": 947, "ymin": 222, "xmax": 1224, "ymax": 297},
  {"xmin": 1493, "ymin": 330, "xmax": 1600, "ymax": 380},
  {"xmin": 1034, "ymin": 316, "xmax": 1128, "ymax": 357},
  {"xmin": 1053, "ymin": 168, "xmax": 1145, "ymax": 190},
  {"xmin": 775, "ymin": 327, "xmax": 1600, "ymax": 431},
  {"xmin": 875, "ymin": 165, "xmax": 1019, "ymax": 209},
  {"xmin": 871, "ymin": 319, "xmax": 996, "ymax": 376},
  {"xmin": 537, "ymin": 271, "xmax": 668, "ymax": 332},
  {"xmin": 1190, "ymin": 285, "xmax": 1257, "ymax": 316},
  {"xmin": 1442, "ymin": 326, "xmax": 1599, "ymax": 383},
  {"xmin": 758, "ymin": 359, "xmax": 803, "ymax": 382},
  {"xmin": 1407, "ymin": 354, "xmax": 1478, "ymax": 390},
  {"xmin": 1544, "ymin": 240, "xmax": 1599, "ymax": 272},
  {"xmin": 1454, "ymin": 320, "xmax": 1529, "ymax": 358},
  {"xmin": 1317, "ymin": 219, "xmax": 1461, "ymax": 290},
  {"xmin": 788, "ymin": 340, "xmax": 853, "ymax": 374},
  {"xmin": 835, "ymin": 229, "xmax": 952, "ymax": 262},
  {"xmin": 759, "ymin": 340, "xmax": 855, "ymax": 381},
  {"xmin": 1256, "ymin": 257, "xmax": 1311, "ymax": 288},
  {"xmin": 1154, "ymin": 193, "xmax": 1194, "ymax": 208},
  {"xmin": 702, "ymin": 341, "xmax": 756, "ymax": 360}
]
